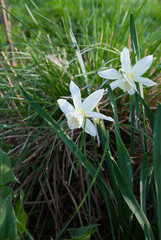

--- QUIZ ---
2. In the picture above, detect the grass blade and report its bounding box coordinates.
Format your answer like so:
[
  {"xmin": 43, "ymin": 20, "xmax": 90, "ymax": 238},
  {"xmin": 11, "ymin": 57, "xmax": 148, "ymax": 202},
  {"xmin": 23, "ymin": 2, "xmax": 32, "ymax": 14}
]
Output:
[
  {"xmin": 69, "ymin": 28, "xmax": 90, "ymax": 93},
  {"xmin": 136, "ymin": 93, "xmax": 154, "ymax": 132},
  {"xmin": 153, "ymin": 103, "xmax": 161, "ymax": 240},
  {"xmin": 130, "ymin": 13, "xmax": 140, "ymax": 61}
]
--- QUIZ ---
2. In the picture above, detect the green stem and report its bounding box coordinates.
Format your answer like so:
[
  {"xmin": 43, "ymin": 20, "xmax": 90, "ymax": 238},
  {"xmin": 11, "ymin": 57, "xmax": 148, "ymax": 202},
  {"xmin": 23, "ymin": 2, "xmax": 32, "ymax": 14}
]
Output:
[
  {"xmin": 84, "ymin": 140, "xmax": 91, "ymax": 224},
  {"xmin": 130, "ymin": 94, "xmax": 135, "ymax": 157},
  {"xmin": 140, "ymin": 100, "xmax": 148, "ymax": 214},
  {"xmin": 107, "ymin": 84, "xmax": 120, "ymax": 135},
  {"xmin": 77, "ymin": 118, "xmax": 87, "ymax": 172}
]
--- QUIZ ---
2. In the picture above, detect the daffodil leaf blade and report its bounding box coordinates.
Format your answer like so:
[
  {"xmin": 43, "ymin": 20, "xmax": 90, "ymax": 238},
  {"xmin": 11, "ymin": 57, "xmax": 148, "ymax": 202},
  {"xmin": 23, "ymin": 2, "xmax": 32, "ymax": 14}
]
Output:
[
  {"xmin": 153, "ymin": 103, "xmax": 161, "ymax": 239},
  {"xmin": 112, "ymin": 158, "xmax": 154, "ymax": 240},
  {"xmin": 130, "ymin": 13, "xmax": 140, "ymax": 60},
  {"xmin": 114, "ymin": 125, "xmax": 133, "ymax": 190}
]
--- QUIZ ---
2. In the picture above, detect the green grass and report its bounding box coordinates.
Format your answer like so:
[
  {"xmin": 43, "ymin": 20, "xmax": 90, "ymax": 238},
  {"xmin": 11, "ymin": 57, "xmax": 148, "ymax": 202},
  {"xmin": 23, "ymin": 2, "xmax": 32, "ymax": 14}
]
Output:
[{"xmin": 0, "ymin": 0, "xmax": 161, "ymax": 239}]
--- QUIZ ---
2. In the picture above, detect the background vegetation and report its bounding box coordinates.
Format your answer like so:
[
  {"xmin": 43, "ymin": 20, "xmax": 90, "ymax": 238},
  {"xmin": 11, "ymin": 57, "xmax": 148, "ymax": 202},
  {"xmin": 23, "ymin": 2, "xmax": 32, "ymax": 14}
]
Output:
[{"xmin": 0, "ymin": 0, "xmax": 161, "ymax": 239}]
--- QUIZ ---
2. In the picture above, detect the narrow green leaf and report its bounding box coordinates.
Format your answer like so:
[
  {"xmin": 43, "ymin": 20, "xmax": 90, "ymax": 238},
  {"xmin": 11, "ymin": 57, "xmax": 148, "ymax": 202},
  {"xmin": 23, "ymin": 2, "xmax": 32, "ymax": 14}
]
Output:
[
  {"xmin": 136, "ymin": 93, "xmax": 154, "ymax": 131},
  {"xmin": 15, "ymin": 190, "xmax": 27, "ymax": 236},
  {"xmin": 135, "ymin": 93, "xmax": 146, "ymax": 154},
  {"xmin": 70, "ymin": 28, "xmax": 90, "ymax": 93},
  {"xmin": 135, "ymin": 93, "xmax": 148, "ymax": 215},
  {"xmin": 130, "ymin": 13, "xmax": 144, "ymax": 98},
  {"xmin": 71, "ymin": 235, "xmax": 90, "ymax": 240},
  {"xmin": 130, "ymin": 13, "xmax": 141, "ymax": 155},
  {"xmin": 114, "ymin": 125, "xmax": 133, "ymax": 190},
  {"xmin": 67, "ymin": 224, "xmax": 99, "ymax": 239},
  {"xmin": 136, "ymin": 91, "xmax": 153, "ymax": 217},
  {"xmin": 0, "ymin": 148, "xmax": 18, "ymax": 186},
  {"xmin": 130, "ymin": 13, "xmax": 140, "ymax": 60},
  {"xmin": 135, "ymin": 0, "xmax": 147, "ymax": 19},
  {"xmin": 153, "ymin": 103, "xmax": 161, "ymax": 240},
  {"xmin": 97, "ymin": 127, "xmax": 116, "ymax": 239},
  {"xmin": 107, "ymin": 84, "xmax": 120, "ymax": 135},
  {"xmin": 0, "ymin": 5, "xmax": 37, "ymax": 38},
  {"xmin": 110, "ymin": 152, "xmax": 154, "ymax": 240},
  {"xmin": 122, "ymin": 124, "xmax": 153, "ymax": 143},
  {"xmin": 140, "ymin": 154, "xmax": 148, "ymax": 214},
  {"xmin": 130, "ymin": 94, "xmax": 135, "ymax": 156},
  {"xmin": 130, "ymin": 13, "xmax": 141, "ymax": 157}
]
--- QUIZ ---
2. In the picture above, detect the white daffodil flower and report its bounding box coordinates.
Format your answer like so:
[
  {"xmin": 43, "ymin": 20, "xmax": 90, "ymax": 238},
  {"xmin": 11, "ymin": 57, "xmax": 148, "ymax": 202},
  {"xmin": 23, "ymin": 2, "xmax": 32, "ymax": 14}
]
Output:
[
  {"xmin": 57, "ymin": 81, "xmax": 114, "ymax": 137},
  {"xmin": 98, "ymin": 47, "xmax": 157, "ymax": 95}
]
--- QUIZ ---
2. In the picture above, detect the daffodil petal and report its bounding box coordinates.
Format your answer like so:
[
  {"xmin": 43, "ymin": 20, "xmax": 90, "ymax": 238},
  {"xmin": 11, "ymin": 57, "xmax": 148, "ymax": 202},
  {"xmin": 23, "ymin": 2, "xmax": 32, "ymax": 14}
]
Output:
[
  {"xmin": 135, "ymin": 77, "xmax": 157, "ymax": 86},
  {"xmin": 110, "ymin": 79, "xmax": 124, "ymax": 90},
  {"xmin": 121, "ymin": 47, "xmax": 131, "ymax": 74},
  {"xmin": 84, "ymin": 119, "xmax": 97, "ymax": 137},
  {"xmin": 98, "ymin": 68, "xmax": 122, "ymax": 79},
  {"xmin": 70, "ymin": 81, "xmax": 82, "ymax": 109},
  {"xmin": 81, "ymin": 89, "xmax": 104, "ymax": 113},
  {"xmin": 57, "ymin": 99, "xmax": 74, "ymax": 115},
  {"xmin": 85, "ymin": 111, "xmax": 114, "ymax": 121},
  {"xmin": 119, "ymin": 81, "xmax": 135, "ymax": 94},
  {"xmin": 132, "ymin": 55, "xmax": 153, "ymax": 77},
  {"xmin": 128, "ymin": 89, "xmax": 135, "ymax": 95}
]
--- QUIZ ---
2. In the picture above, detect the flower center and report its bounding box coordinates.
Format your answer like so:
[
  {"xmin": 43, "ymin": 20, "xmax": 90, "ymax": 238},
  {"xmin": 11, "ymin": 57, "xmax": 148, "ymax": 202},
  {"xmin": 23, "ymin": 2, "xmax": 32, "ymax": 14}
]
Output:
[
  {"xmin": 122, "ymin": 71, "xmax": 133, "ymax": 81},
  {"xmin": 121, "ymin": 70, "xmax": 137, "ymax": 91},
  {"xmin": 76, "ymin": 108, "xmax": 85, "ymax": 116},
  {"xmin": 66, "ymin": 110, "xmax": 84, "ymax": 129}
]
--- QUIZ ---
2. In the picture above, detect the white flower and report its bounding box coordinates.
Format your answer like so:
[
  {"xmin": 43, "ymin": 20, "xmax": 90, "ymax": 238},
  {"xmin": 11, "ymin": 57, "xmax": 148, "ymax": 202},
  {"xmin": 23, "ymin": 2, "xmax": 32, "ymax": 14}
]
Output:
[
  {"xmin": 98, "ymin": 47, "xmax": 157, "ymax": 95},
  {"xmin": 57, "ymin": 81, "xmax": 114, "ymax": 137}
]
